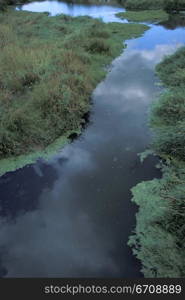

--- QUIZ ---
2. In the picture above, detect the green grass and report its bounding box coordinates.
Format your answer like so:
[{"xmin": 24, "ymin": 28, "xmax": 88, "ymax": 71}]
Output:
[
  {"xmin": 156, "ymin": 47, "xmax": 185, "ymax": 88},
  {"xmin": 151, "ymin": 47, "xmax": 185, "ymax": 162},
  {"xmin": 0, "ymin": 9, "xmax": 148, "ymax": 175},
  {"xmin": 116, "ymin": 10, "xmax": 169, "ymax": 23},
  {"xmin": 129, "ymin": 165, "xmax": 185, "ymax": 277},
  {"xmin": 129, "ymin": 47, "xmax": 185, "ymax": 277}
]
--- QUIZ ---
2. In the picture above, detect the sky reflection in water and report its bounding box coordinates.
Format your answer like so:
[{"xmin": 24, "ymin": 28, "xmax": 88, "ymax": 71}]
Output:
[
  {"xmin": 1, "ymin": 4, "xmax": 185, "ymax": 277},
  {"xmin": 17, "ymin": 0, "xmax": 126, "ymax": 22}
]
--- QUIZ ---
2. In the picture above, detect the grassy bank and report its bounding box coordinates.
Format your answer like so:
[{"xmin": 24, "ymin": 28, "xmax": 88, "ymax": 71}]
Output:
[
  {"xmin": 116, "ymin": 10, "xmax": 169, "ymax": 23},
  {"xmin": 0, "ymin": 9, "xmax": 148, "ymax": 175},
  {"xmin": 129, "ymin": 47, "xmax": 185, "ymax": 277}
]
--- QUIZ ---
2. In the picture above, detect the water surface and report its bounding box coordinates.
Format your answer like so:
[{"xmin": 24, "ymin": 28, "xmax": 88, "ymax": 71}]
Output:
[
  {"xmin": 17, "ymin": 0, "xmax": 126, "ymax": 22},
  {"xmin": 1, "ymin": 2, "xmax": 185, "ymax": 277}
]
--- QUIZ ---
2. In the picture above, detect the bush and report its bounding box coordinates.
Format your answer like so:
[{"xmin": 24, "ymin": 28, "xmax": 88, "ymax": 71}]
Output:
[
  {"xmin": 87, "ymin": 21, "xmax": 110, "ymax": 39},
  {"xmin": 85, "ymin": 38, "xmax": 110, "ymax": 54}
]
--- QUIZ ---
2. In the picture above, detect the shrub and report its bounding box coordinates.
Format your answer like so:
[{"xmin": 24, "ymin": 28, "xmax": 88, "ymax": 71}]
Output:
[{"xmin": 85, "ymin": 38, "xmax": 110, "ymax": 54}]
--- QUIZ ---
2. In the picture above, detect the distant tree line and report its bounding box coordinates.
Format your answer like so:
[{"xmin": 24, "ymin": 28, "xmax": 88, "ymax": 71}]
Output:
[
  {"xmin": 119, "ymin": 0, "xmax": 185, "ymax": 12},
  {"xmin": 1, "ymin": 0, "xmax": 185, "ymax": 12},
  {"xmin": 164, "ymin": 0, "xmax": 185, "ymax": 12},
  {"xmin": 0, "ymin": 0, "xmax": 29, "ymax": 10},
  {"xmin": 0, "ymin": 0, "xmax": 9, "ymax": 10}
]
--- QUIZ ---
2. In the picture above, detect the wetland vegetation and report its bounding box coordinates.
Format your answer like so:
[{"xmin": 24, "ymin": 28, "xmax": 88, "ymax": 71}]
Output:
[
  {"xmin": 116, "ymin": 9, "xmax": 169, "ymax": 23},
  {"xmin": 0, "ymin": 0, "xmax": 185, "ymax": 279},
  {"xmin": 0, "ymin": 7, "xmax": 148, "ymax": 174},
  {"xmin": 129, "ymin": 47, "xmax": 185, "ymax": 278}
]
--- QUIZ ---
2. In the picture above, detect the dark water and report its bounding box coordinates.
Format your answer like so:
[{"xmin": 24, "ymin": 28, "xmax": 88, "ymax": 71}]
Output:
[{"xmin": 1, "ymin": 2, "xmax": 185, "ymax": 277}]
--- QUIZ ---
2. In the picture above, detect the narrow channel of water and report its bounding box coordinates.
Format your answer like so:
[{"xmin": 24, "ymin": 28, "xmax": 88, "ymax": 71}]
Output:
[
  {"xmin": 0, "ymin": 1, "xmax": 185, "ymax": 277},
  {"xmin": 16, "ymin": 0, "xmax": 127, "ymax": 22}
]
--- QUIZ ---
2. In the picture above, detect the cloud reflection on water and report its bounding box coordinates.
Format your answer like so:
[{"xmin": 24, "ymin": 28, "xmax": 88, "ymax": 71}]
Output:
[{"xmin": 0, "ymin": 19, "xmax": 185, "ymax": 278}]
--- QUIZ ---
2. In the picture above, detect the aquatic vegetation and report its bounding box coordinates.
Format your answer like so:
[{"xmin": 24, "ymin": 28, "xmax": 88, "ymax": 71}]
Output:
[
  {"xmin": 116, "ymin": 10, "xmax": 169, "ymax": 23},
  {"xmin": 0, "ymin": 9, "xmax": 148, "ymax": 174},
  {"xmin": 129, "ymin": 47, "xmax": 185, "ymax": 277},
  {"xmin": 129, "ymin": 166, "xmax": 185, "ymax": 277}
]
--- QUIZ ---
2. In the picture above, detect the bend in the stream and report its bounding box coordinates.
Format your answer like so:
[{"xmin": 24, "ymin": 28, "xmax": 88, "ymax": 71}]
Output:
[{"xmin": 0, "ymin": 2, "xmax": 185, "ymax": 277}]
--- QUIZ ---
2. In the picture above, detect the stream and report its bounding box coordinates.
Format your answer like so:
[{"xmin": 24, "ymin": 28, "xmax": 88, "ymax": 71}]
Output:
[{"xmin": 0, "ymin": 0, "xmax": 185, "ymax": 277}]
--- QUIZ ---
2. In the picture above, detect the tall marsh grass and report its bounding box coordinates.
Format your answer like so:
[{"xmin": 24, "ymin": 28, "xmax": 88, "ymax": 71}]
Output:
[
  {"xmin": 129, "ymin": 46, "xmax": 185, "ymax": 277},
  {"xmin": 0, "ymin": 10, "xmax": 148, "ymax": 159}
]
